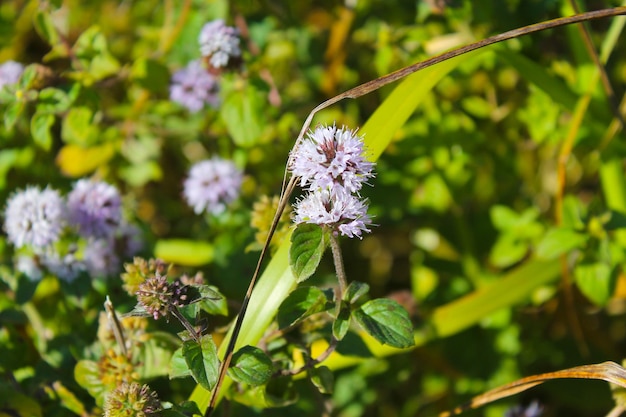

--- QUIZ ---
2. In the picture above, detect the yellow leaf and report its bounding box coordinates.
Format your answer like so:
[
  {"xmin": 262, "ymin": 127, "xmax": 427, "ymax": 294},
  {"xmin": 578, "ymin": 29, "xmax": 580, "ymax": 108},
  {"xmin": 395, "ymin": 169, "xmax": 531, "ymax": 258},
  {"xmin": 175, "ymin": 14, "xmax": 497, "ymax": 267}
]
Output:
[{"xmin": 56, "ymin": 143, "xmax": 115, "ymax": 177}]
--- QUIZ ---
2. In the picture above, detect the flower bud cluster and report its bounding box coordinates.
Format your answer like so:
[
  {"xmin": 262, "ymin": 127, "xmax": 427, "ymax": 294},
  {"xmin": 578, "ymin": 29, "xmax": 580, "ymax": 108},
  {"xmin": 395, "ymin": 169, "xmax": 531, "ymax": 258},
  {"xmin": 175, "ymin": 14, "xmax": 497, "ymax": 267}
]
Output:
[
  {"xmin": 289, "ymin": 125, "xmax": 375, "ymax": 238},
  {"xmin": 104, "ymin": 382, "xmax": 161, "ymax": 417},
  {"xmin": 136, "ymin": 273, "xmax": 189, "ymax": 320}
]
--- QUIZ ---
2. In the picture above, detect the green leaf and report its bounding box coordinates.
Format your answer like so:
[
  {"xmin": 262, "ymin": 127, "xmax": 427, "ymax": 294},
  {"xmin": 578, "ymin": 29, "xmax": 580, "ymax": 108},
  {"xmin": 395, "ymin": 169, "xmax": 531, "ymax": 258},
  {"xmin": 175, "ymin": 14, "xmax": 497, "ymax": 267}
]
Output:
[
  {"xmin": 37, "ymin": 87, "xmax": 72, "ymax": 113},
  {"xmin": 309, "ymin": 366, "xmax": 334, "ymax": 394},
  {"xmin": 0, "ymin": 148, "xmax": 35, "ymax": 190},
  {"xmin": 162, "ymin": 401, "xmax": 203, "ymax": 417},
  {"xmin": 33, "ymin": 11, "xmax": 60, "ymax": 46},
  {"xmin": 332, "ymin": 303, "xmax": 350, "ymax": 341},
  {"xmin": 489, "ymin": 236, "xmax": 528, "ymax": 268},
  {"xmin": 353, "ymin": 298, "xmax": 415, "ymax": 349},
  {"xmin": 227, "ymin": 345, "xmax": 273, "ymax": 386},
  {"xmin": 183, "ymin": 335, "xmax": 220, "ymax": 391},
  {"xmin": 72, "ymin": 26, "xmax": 120, "ymax": 81},
  {"xmin": 277, "ymin": 286, "xmax": 328, "ymax": 329},
  {"xmin": 170, "ymin": 347, "xmax": 192, "ymax": 379},
  {"xmin": 574, "ymin": 262, "xmax": 615, "ymax": 306},
  {"xmin": 344, "ymin": 281, "xmax": 369, "ymax": 304},
  {"xmin": 74, "ymin": 360, "xmax": 107, "ymax": 406},
  {"xmin": 4, "ymin": 101, "xmax": 25, "ymax": 130},
  {"xmin": 131, "ymin": 58, "xmax": 170, "ymax": 94},
  {"xmin": 155, "ymin": 239, "xmax": 214, "ymax": 266},
  {"xmin": 265, "ymin": 376, "xmax": 298, "ymax": 407},
  {"xmin": 289, "ymin": 223, "xmax": 325, "ymax": 282},
  {"xmin": 61, "ymin": 107, "xmax": 98, "ymax": 146},
  {"xmin": 184, "ymin": 285, "xmax": 228, "ymax": 316},
  {"xmin": 220, "ymin": 82, "xmax": 266, "ymax": 147},
  {"xmin": 536, "ymin": 227, "xmax": 588, "ymax": 259},
  {"xmin": 31, "ymin": 112, "xmax": 54, "ymax": 150}
]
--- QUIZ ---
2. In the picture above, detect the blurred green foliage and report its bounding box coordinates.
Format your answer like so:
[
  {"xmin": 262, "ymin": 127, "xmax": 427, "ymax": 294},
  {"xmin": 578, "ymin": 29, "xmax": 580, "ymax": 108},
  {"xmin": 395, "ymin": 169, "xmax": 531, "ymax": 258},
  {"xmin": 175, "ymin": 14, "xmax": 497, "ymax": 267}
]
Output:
[{"xmin": 2, "ymin": 0, "xmax": 626, "ymax": 416}]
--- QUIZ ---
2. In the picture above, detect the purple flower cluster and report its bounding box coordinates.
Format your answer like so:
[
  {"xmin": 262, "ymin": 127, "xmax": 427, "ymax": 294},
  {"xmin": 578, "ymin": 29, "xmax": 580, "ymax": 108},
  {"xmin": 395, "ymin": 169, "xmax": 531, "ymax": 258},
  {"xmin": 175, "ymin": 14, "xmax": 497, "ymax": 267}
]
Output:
[
  {"xmin": 67, "ymin": 179, "xmax": 122, "ymax": 238},
  {"xmin": 169, "ymin": 19, "xmax": 241, "ymax": 113},
  {"xmin": 169, "ymin": 60, "xmax": 219, "ymax": 113},
  {"xmin": 289, "ymin": 125, "xmax": 375, "ymax": 239},
  {"xmin": 199, "ymin": 19, "xmax": 241, "ymax": 69},
  {"xmin": 183, "ymin": 157, "xmax": 243, "ymax": 215},
  {"xmin": 3, "ymin": 180, "xmax": 142, "ymax": 281},
  {"xmin": 0, "ymin": 60, "xmax": 24, "ymax": 89},
  {"xmin": 4, "ymin": 186, "xmax": 66, "ymax": 249}
]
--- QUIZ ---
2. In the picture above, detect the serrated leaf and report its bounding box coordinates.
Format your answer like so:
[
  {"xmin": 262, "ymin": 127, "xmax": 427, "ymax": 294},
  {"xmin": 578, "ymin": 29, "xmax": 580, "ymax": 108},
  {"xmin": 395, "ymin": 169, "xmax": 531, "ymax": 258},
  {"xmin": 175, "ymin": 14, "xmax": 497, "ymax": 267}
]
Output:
[
  {"xmin": 309, "ymin": 366, "xmax": 334, "ymax": 394},
  {"xmin": 155, "ymin": 239, "xmax": 214, "ymax": 266},
  {"xmin": 170, "ymin": 347, "xmax": 192, "ymax": 379},
  {"xmin": 277, "ymin": 286, "xmax": 329, "ymax": 329},
  {"xmin": 353, "ymin": 298, "xmax": 415, "ymax": 349},
  {"xmin": 332, "ymin": 303, "xmax": 350, "ymax": 341},
  {"xmin": 31, "ymin": 112, "xmax": 54, "ymax": 150},
  {"xmin": 182, "ymin": 335, "xmax": 219, "ymax": 391},
  {"xmin": 228, "ymin": 345, "xmax": 273, "ymax": 386},
  {"xmin": 289, "ymin": 223, "xmax": 325, "ymax": 282},
  {"xmin": 536, "ymin": 227, "xmax": 587, "ymax": 259},
  {"xmin": 574, "ymin": 262, "xmax": 615, "ymax": 306},
  {"xmin": 344, "ymin": 281, "xmax": 369, "ymax": 304}
]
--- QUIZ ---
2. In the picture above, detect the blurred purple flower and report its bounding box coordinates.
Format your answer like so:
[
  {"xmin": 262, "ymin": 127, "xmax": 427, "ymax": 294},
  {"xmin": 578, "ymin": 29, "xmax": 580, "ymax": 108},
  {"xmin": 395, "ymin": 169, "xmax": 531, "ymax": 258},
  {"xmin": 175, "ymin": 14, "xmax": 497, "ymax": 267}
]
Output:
[
  {"xmin": 183, "ymin": 157, "xmax": 243, "ymax": 215},
  {"xmin": 84, "ymin": 238, "xmax": 121, "ymax": 278},
  {"xmin": 198, "ymin": 19, "xmax": 241, "ymax": 69},
  {"xmin": 169, "ymin": 60, "xmax": 219, "ymax": 113},
  {"xmin": 0, "ymin": 60, "xmax": 24, "ymax": 89},
  {"xmin": 42, "ymin": 245, "xmax": 86, "ymax": 282},
  {"xmin": 3, "ymin": 186, "xmax": 66, "ymax": 249},
  {"xmin": 505, "ymin": 401, "xmax": 544, "ymax": 417},
  {"xmin": 67, "ymin": 179, "xmax": 122, "ymax": 238},
  {"xmin": 290, "ymin": 124, "xmax": 374, "ymax": 193},
  {"xmin": 117, "ymin": 222, "xmax": 143, "ymax": 257},
  {"xmin": 294, "ymin": 187, "xmax": 372, "ymax": 239}
]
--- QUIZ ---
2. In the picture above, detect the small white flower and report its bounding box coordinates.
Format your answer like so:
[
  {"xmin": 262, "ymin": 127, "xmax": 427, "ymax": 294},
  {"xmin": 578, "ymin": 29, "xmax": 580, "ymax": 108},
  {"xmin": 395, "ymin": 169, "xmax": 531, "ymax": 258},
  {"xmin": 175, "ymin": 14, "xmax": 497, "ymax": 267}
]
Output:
[{"xmin": 198, "ymin": 19, "xmax": 241, "ymax": 69}]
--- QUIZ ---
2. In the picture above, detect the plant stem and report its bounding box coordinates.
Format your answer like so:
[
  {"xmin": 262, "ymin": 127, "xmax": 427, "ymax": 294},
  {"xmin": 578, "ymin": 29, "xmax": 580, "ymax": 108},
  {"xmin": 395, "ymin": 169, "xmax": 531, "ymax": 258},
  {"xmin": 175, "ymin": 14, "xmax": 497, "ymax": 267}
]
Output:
[{"xmin": 329, "ymin": 233, "xmax": 348, "ymax": 295}]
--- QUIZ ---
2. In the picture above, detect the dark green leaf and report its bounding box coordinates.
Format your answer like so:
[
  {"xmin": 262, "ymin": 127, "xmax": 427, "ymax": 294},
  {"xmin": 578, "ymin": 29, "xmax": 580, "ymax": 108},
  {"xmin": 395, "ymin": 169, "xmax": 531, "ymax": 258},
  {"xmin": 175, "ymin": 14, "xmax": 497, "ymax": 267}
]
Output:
[
  {"xmin": 334, "ymin": 331, "xmax": 373, "ymax": 358},
  {"xmin": 309, "ymin": 366, "xmax": 334, "ymax": 394},
  {"xmin": 265, "ymin": 376, "xmax": 298, "ymax": 407},
  {"xmin": 277, "ymin": 286, "xmax": 329, "ymax": 329},
  {"xmin": 186, "ymin": 285, "xmax": 228, "ymax": 316},
  {"xmin": 289, "ymin": 223, "xmax": 325, "ymax": 282},
  {"xmin": 344, "ymin": 281, "xmax": 369, "ymax": 304},
  {"xmin": 131, "ymin": 58, "xmax": 170, "ymax": 94},
  {"xmin": 228, "ymin": 345, "xmax": 273, "ymax": 386},
  {"xmin": 353, "ymin": 298, "xmax": 415, "ymax": 349},
  {"xmin": 161, "ymin": 401, "xmax": 203, "ymax": 417},
  {"xmin": 31, "ymin": 112, "xmax": 54, "ymax": 150},
  {"xmin": 332, "ymin": 303, "xmax": 350, "ymax": 341},
  {"xmin": 182, "ymin": 335, "xmax": 220, "ymax": 391},
  {"xmin": 605, "ymin": 210, "xmax": 626, "ymax": 231}
]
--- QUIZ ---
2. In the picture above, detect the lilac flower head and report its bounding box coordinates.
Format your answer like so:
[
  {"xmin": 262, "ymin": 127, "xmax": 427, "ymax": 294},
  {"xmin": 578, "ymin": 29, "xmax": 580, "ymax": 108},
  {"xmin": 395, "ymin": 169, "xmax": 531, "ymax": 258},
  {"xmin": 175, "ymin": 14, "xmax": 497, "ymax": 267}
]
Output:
[
  {"xmin": 170, "ymin": 60, "xmax": 219, "ymax": 113},
  {"xmin": 67, "ymin": 179, "xmax": 122, "ymax": 238},
  {"xmin": 290, "ymin": 124, "xmax": 375, "ymax": 193},
  {"xmin": 84, "ymin": 238, "xmax": 120, "ymax": 278},
  {"xmin": 3, "ymin": 186, "xmax": 66, "ymax": 249},
  {"xmin": 198, "ymin": 19, "xmax": 241, "ymax": 69},
  {"xmin": 294, "ymin": 188, "xmax": 372, "ymax": 239},
  {"xmin": 42, "ymin": 245, "xmax": 86, "ymax": 282},
  {"xmin": 0, "ymin": 60, "xmax": 24, "ymax": 89},
  {"xmin": 183, "ymin": 157, "xmax": 243, "ymax": 215}
]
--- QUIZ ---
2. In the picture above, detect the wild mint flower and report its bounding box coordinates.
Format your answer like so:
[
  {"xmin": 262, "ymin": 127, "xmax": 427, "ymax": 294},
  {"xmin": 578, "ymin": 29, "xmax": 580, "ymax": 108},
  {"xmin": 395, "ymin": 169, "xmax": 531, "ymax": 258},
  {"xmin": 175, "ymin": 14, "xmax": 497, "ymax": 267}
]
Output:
[
  {"xmin": 84, "ymin": 238, "xmax": 120, "ymax": 278},
  {"xmin": 169, "ymin": 60, "xmax": 219, "ymax": 112},
  {"xmin": 16, "ymin": 255, "xmax": 44, "ymax": 281},
  {"xmin": 103, "ymin": 382, "xmax": 161, "ymax": 417},
  {"xmin": 199, "ymin": 19, "xmax": 241, "ymax": 69},
  {"xmin": 290, "ymin": 124, "xmax": 374, "ymax": 194},
  {"xmin": 0, "ymin": 60, "xmax": 24, "ymax": 89},
  {"xmin": 294, "ymin": 188, "xmax": 372, "ymax": 239},
  {"xmin": 42, "ymin": 245, "xmax": 86, "ymax": 282},
  {"xmin": 67, "ymin": 179, "xmax": 122, "ymax": 238},
  {"xmin": 3, "ymin": 186, "xmax": 66, "ymax": 249},
  {"xmin": 183, "ymin": 157, "xmax": 243, "ymax": 215}
]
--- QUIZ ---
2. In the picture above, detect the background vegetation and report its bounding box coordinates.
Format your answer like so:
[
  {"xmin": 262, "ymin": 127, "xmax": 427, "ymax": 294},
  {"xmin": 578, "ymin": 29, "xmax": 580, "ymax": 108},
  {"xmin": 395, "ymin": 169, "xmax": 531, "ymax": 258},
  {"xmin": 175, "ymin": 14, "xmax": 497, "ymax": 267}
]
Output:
[{"xmin": 2, "ymin": 0, "xmax": 626, "ymax": 416}]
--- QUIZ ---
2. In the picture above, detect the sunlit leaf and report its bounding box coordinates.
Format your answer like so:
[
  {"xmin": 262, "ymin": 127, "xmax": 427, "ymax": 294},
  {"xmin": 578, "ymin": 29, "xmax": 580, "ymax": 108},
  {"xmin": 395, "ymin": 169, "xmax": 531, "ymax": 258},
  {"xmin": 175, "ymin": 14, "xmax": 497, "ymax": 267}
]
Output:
[
  {"xmin": 155, "ymin": 239, "xmax": 214, "ymax": 266},
  {"xmin": 353, "ymin": 299, "xmax": 414, "ymax": 349},
  {"xmin": 289, "ymin": 223, "xmax": 325, "ymax": 283},
  {"xmin": 183, "ymin": 335, "xmax": 220, "ymax": 392},
  {"xmin": 277, "ymin": 286, "xmax": 329, "ymax": 329},
  {"xmin": 227, "ymin": 345, "xmax": 273, "ymax": 386}
]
